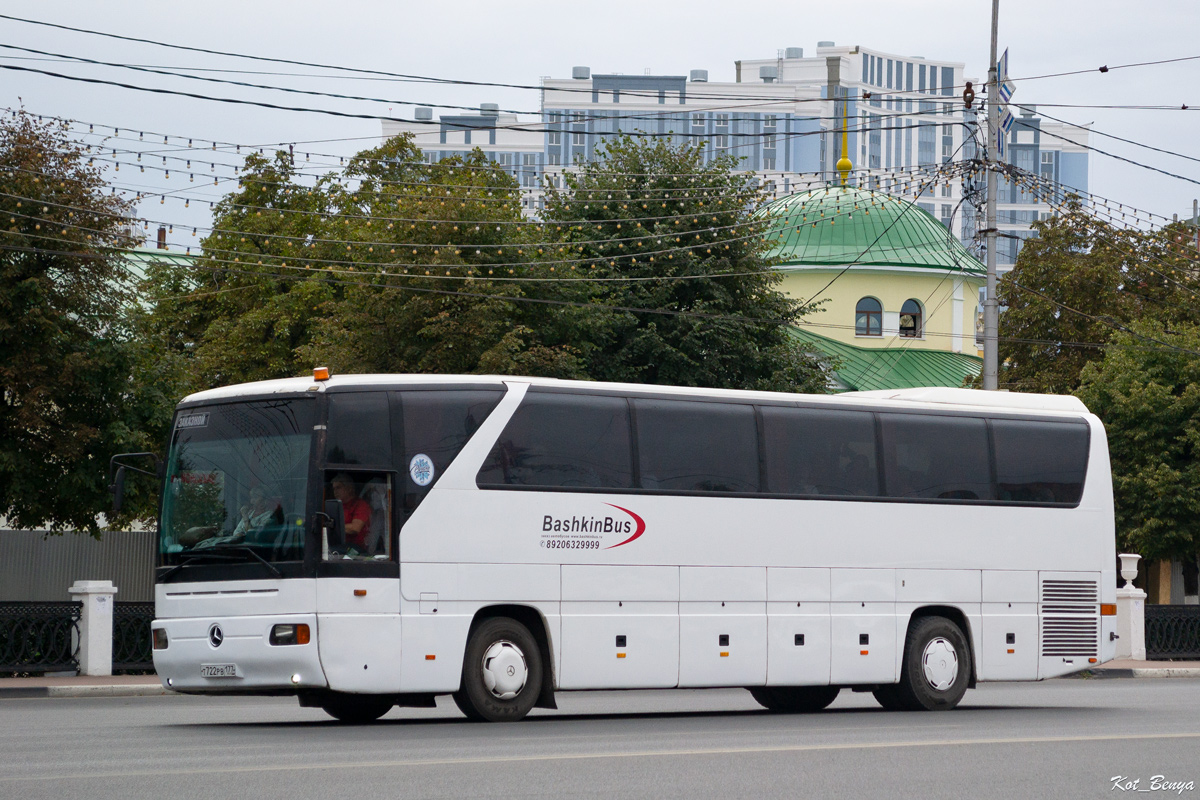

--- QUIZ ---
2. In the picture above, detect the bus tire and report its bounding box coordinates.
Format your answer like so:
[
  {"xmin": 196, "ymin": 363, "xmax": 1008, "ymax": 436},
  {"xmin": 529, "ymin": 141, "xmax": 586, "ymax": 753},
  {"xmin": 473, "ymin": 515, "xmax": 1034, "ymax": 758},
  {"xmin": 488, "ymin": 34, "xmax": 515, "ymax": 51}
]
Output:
[
  {"xmin": 870, "ymin": 685, "xmax": 908, "ymax": 710},
  {"xmin": 749, "ymin": 686, "xmax": 840, "ymax": 713},
  {"xmin": 320, "ymin": 695, "xmax": 393, "ymax": 723},
  {"xmin": 893, "ymin": 616, "xmax": 971, "ymax": 711},
  {"xmin": 454, "ymin": 617, "xmax": 542, "ymax": 722}
]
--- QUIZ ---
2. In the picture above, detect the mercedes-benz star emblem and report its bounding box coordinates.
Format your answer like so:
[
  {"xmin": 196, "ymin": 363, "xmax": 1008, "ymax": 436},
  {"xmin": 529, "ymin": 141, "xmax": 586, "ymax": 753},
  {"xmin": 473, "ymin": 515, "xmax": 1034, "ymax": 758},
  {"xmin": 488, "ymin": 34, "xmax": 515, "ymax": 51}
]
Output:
[{"xmin": 208, "ymin": 623, "xmax": 224, "ymax": 648}]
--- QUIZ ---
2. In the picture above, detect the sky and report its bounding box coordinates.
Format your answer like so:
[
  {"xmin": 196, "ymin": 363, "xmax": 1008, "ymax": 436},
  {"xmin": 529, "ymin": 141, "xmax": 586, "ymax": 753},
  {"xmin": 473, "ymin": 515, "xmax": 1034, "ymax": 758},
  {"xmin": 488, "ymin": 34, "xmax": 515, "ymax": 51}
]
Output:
[{"xmin": 1, "ymin": 0, "xmax": 1197, "ymax": 245}]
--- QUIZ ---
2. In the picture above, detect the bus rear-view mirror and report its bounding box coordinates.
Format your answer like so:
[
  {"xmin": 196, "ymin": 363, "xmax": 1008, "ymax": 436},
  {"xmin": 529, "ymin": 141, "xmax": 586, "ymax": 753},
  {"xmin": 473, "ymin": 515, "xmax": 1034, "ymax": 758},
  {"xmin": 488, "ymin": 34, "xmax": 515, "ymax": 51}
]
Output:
[
  {"xmin": 110, "ymin": 466, "xmax": 126, "ymax": 515},
  {"xmin": 323, "ymin": 498, "xmax": 345, "ymax": 549}
]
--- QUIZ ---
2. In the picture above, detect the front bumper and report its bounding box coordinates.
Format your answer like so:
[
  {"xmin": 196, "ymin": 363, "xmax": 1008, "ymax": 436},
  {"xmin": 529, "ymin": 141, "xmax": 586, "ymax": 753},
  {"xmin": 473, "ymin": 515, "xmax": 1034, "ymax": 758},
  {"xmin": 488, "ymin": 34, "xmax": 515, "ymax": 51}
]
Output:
[{"xmin": 152, "ymin": 613, "xmax": 326, "ymax": 693}]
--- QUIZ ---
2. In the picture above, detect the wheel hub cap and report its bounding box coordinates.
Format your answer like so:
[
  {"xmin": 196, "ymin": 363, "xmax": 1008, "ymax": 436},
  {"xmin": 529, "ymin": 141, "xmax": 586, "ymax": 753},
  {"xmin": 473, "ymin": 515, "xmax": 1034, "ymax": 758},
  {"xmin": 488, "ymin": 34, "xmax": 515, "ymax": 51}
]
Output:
[
  {"xmin": 481, "ymin": 640, "xmax": 528, "ymax": 700},
  {"xmin": 921, "ymin": 637, "xmax": 958, "ymax": 692}
]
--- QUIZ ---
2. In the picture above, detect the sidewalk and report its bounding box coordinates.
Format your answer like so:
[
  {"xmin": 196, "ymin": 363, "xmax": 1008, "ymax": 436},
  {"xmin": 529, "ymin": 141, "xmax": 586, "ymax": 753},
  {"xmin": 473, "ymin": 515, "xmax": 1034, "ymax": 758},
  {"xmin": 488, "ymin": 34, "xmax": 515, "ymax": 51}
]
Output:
[
  {"xmin": 2, "ymin": 659, "xmax": 1199, "ymax": 699},
  {"xmin": 0, "ymin": 674, "xmax": 170, "ymax": 698},
  {"xmin": 1081, "ymin": 658, "xmax": 1200, "ymax": 679}
]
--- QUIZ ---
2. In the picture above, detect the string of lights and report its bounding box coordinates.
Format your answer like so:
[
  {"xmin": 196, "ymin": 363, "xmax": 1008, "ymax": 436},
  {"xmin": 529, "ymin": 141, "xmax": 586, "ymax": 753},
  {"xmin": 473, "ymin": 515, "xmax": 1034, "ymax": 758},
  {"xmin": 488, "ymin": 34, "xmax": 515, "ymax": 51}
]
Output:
[
  {"xmin": 5, "ymin": 173, "xmax": 984, "ymax": 275},
  {"xmin": 7, "ymin": 231, "xmax": 1193, "ymax": 363}
]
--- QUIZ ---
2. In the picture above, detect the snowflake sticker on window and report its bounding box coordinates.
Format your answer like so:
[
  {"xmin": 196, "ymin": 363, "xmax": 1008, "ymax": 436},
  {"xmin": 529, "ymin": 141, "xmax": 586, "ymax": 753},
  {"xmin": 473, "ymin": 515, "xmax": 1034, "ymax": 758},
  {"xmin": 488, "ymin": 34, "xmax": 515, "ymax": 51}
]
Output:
[{"xmin": 409, "ymin": 454, "xmax": 435, "ymax": 487}]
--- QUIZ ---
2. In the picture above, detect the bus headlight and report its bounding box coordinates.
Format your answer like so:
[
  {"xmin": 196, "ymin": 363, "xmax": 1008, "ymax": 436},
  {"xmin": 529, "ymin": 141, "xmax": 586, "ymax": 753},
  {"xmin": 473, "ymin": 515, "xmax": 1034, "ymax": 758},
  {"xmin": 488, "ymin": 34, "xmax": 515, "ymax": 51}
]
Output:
[
  {"xmin": 269, "ymin": 624, "xmax": 310, "ymax": 646},
  {"xmin": 152, "ymin": 628, "xmax": 169, "ymax": 650}
]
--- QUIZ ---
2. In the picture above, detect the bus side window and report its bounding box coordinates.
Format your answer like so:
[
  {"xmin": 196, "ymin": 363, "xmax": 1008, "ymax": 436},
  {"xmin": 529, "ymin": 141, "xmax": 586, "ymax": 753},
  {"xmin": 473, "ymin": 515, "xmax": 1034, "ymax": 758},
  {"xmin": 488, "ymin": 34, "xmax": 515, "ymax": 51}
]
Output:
[
  {"xmin": 992, "ymin": 419, "xmax": 1088, "ymax": 505},
  {"xmin": 477, "ymin": 392, "xmax": 634, "ymax": 489},
  {"xmin": 393, "ymin": 389, "xmax": 504, "ymax": 512},
  {"xmin": 634, "ymin": 399, "xmax": 759, "ymax": 493},
  {"xmin": 326, "ymin": 392, "xmax": 391, "ymax": 466},
  {"xmin": 760, "ymin": 405, "xmax": 880, "ymax": 497},
  {"xmin": 879, "ymin": 414, "xmax": 993, "ymax": 501},
  {"xmin": 324, "ymin": 470, "xmax": 393, "ymax": 559}
]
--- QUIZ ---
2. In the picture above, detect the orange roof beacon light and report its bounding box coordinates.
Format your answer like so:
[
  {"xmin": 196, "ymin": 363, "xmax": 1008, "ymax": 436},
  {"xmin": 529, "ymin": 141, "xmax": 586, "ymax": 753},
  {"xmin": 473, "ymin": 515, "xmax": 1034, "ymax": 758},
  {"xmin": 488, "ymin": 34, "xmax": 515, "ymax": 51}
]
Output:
[{"xmin": 313, "ymin": 366, "xmax": 330, "ymax": 382}]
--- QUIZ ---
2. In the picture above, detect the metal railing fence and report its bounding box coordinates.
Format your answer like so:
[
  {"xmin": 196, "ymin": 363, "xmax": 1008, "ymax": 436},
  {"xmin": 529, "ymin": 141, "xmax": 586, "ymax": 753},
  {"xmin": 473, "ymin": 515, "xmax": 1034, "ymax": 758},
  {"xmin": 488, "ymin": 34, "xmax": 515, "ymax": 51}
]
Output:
[
  {"xmin": 0, "ymin": 601, "xmax": 80, "ymax": 673},
  {"xmin": 1145, "ymin": 605, "xmax": 1200, "ymax": 660},
  {"xmin": 113, "ymin": 602, "xmax": 156, "ymax": 672}
]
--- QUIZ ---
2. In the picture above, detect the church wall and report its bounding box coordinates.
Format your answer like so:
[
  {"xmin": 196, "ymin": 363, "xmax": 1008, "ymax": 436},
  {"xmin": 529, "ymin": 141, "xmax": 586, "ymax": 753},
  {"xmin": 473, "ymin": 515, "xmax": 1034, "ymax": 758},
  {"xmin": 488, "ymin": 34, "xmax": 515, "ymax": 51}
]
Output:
[{"xmin": 777, "ymin": 269, "xmax": 984, "ymax": 354}]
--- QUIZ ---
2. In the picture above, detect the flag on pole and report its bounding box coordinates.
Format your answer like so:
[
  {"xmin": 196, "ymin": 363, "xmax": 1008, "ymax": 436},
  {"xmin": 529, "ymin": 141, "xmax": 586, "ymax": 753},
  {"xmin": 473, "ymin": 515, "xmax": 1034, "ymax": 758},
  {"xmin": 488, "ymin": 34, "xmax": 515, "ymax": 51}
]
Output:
[
  {"xmin": 997, "ymin": 49, "xmax": 1015, "ymax": 103},
  {"xmin": 995, "ymin": 48, "xmax": 1015, "ymax": 158}
]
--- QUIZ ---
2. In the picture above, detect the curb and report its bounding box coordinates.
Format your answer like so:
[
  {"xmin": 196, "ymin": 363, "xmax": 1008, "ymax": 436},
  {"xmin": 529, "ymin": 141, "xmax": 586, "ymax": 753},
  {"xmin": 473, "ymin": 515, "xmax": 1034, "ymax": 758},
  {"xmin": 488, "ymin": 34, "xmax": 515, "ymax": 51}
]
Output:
[
  {"xmin": 0, "ymin": 684, "xmax": 173, "ymax": 699},
  {"xmin": 1079, "ymin": 668, "xmax": 1200, "ymax": 680}
]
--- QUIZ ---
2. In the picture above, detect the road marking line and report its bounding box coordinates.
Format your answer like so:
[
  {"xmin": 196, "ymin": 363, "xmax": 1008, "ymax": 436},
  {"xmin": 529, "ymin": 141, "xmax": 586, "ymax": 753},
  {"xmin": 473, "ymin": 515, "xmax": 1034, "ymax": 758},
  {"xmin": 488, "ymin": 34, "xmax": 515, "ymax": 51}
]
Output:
[{"xmin": 4, "ymin": 731, "xmax": 1200, "ymax": 782}]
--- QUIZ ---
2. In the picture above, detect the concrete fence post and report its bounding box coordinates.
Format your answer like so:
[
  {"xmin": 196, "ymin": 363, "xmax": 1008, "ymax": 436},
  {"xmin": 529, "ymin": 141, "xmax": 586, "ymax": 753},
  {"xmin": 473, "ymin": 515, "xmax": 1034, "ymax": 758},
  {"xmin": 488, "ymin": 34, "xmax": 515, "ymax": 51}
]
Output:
[
  {"xmin": 68, "ymin": 580, "xmax": 118, "ymax": 676},
  {"xmin": 1116, "ymin": 554, "xmax": 1146, "ymax": 661}
]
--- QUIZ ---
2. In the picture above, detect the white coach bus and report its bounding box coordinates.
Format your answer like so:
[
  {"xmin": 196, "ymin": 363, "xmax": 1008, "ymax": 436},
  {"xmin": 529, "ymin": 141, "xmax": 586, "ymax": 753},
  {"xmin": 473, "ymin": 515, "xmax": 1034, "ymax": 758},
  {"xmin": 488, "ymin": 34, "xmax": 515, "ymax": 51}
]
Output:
[{"xmin": 141, "ymin": 371, "xmax": 1117, "ymax": 722}]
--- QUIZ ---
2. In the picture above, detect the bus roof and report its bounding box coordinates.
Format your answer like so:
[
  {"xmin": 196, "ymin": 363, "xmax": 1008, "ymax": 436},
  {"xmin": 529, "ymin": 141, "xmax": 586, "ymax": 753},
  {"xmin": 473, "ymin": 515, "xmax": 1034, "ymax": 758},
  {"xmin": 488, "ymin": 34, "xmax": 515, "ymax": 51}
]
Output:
[
  {"xmin": 181, "ymin": 375, "xmax": 1090, "ymax": 416},
  {"xmin": 842, "ymin": 387, "xmax": 1089, "ymax": 413}
]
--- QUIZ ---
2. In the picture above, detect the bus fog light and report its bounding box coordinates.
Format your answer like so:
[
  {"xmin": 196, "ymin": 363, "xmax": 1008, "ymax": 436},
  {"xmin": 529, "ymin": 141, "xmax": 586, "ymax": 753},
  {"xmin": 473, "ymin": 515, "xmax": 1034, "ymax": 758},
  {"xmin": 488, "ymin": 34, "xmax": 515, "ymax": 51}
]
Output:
[
  {"xmin": 270, "ymin": 623, "xmax": 310, "ymax": 646},
  {"xmin": 152, "ymin": 628, "xmax": 168, "ymax": 650},
  {"xmin": 291, "ymin": 673, "xmax": 301, "ymax": 685}
]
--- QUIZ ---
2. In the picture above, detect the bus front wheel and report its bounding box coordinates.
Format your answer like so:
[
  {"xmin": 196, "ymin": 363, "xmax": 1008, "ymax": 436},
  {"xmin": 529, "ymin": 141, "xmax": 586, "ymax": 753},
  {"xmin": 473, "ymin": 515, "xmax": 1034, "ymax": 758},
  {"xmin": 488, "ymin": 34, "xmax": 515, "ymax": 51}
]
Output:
[
  {"xmin": 886, "ymin": 616, "xmax": 972, "ymax": 711},
  {"xmin": 749, "ymin": 686, "xmax": 840, "ymax": 712},
  {"xmin": 320, "ymin": 694, "xmax": 394, "ymax": 723},
  {"xmin": 453, "ymin": 616, "xmax": 543, "ymax": 722}
]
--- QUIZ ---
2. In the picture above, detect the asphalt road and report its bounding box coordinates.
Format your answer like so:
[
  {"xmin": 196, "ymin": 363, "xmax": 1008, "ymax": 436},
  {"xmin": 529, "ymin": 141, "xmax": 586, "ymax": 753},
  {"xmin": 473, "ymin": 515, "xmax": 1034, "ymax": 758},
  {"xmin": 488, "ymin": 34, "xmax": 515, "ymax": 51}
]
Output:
[{"xmin": 1, "ymin": 678, "xmax": 1198, "ymax": 800}]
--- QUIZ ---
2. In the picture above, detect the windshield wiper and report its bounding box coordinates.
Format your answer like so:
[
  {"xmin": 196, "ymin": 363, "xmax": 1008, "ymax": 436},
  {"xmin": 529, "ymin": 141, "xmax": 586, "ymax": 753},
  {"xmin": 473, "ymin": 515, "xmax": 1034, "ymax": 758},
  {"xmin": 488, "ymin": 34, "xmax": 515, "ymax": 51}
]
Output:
[
  {"xmin": 161, "ymin": 546, "xmax": 284, "ymax": 580},
  {"xmin": 159, "ymin": 552, "xmax": 242, "ymax": 581},
  {"xmin": 212, "ymin": 545, "xmax": 284, "ymax": 579}
]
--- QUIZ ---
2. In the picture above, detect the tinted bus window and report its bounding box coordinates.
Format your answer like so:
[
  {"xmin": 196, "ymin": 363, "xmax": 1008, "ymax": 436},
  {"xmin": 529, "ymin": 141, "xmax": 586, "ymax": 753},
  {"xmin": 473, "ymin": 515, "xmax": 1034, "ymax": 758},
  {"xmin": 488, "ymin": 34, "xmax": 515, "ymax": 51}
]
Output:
[
  {"xmin": 393, "ymin": 390, "xmax": 504, "ymax": 491},
  {"xmin": 635, "ymin": 399, "xmax": 759, "ymax": 493},
  {"xmin": 477, "ymin": 393, "xmax": 634, "ymax": 489},
  {"xmin": 326, "ymin": 392, "xmax": 390, "ymax": 466},
  {"xmin": 880, "ymin": 414, "xmax": 993, "ymax": 501},
  {"xmin": 761, "ymin": 406, "xmax": 880, "ymax": 497},
  {"xmin": 992, "ymin": 419, "xmax": 1088, "ymax": 504}
]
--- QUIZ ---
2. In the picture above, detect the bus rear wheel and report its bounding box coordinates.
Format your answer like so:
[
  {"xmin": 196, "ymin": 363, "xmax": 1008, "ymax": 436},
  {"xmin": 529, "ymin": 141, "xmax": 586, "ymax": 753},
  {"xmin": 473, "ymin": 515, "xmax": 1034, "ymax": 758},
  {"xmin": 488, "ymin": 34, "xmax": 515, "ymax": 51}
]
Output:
[
  {"xmin": 749, "ymin": 686, "xmax": 840, "ymax": 713},
  {"xmin": 888, "ymin": 616, "xmax": 972, "ymax": 711},
  {"xmin": 320, "ymin": 694, "xmax": 394, "ymax": 723},
  {"xmin": 453, "ymin": 616, "xmax": 542, "ymax": 722}
]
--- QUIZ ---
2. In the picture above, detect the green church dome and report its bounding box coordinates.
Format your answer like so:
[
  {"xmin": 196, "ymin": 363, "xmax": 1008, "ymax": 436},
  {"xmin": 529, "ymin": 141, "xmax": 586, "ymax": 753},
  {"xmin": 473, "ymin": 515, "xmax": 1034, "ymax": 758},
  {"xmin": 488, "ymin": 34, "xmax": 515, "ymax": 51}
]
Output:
[{"xmin": 759, "ymin": 186, "xmax": 985, "ymax": 273}]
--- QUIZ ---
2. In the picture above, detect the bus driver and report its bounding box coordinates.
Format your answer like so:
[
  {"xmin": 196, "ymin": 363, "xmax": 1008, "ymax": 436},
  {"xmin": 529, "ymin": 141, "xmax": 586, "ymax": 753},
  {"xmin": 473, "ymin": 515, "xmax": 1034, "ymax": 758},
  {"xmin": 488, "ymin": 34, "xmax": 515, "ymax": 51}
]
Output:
[{"xmin": 331, "ymin": 473, "xmax": 371, "ymax": 552}]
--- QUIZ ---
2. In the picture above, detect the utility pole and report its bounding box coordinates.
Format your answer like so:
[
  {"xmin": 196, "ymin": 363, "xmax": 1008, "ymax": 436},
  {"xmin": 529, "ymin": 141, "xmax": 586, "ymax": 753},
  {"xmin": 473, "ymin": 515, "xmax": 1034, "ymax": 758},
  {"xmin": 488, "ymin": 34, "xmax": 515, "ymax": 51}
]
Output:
[{"xmin": 982, "ymin": 0, "xmax": 1000, "ymax": 390}]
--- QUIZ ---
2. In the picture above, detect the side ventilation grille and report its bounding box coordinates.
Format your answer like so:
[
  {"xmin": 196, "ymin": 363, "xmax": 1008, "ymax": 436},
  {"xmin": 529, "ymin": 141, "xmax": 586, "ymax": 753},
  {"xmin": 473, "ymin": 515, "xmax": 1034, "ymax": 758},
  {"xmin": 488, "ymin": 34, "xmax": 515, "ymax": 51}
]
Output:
[{"xmin": 1040, "ymin": 579, "xmax": 1098, "ymax": 658}]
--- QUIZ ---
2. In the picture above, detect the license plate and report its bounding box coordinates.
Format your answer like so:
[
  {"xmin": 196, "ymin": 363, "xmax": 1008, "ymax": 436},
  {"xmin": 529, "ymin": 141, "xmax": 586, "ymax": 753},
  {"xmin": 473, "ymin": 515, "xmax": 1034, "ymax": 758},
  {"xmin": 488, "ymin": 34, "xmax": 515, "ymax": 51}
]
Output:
[{"xmin": 200, "ymin": 664, "xmax": 240, "ymax": 678}]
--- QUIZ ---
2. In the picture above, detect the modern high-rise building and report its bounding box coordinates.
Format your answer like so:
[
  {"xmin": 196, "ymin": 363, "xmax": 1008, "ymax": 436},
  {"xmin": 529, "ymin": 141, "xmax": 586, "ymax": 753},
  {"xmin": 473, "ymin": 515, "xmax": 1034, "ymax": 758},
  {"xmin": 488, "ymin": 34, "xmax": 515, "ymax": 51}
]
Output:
[{"xmin": 381, "ymin": 42, "xmax": 1090, "ymax": 272}]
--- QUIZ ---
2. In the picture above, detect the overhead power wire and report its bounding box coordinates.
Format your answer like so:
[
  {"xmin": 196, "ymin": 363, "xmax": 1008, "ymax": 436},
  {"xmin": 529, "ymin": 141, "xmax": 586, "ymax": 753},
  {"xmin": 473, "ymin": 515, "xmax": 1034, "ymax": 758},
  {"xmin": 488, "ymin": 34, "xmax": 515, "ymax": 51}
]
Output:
[
  {"xmin": 1017, "ymin": 117, "xmax": 1200, "ymax": 187},
  {"xmin": 0, "ymin": 14, "xmax": 974, "ymax": 105},
  {"xmin": 1008, "ymin": 279, "xmax": 1200, "ymax": 358},
  {"xmin": 0, "ymin": 66, "xmax": 976, "ymax": 144},
  {"xmin": 1011, "ymin": 54, "xmax": 1200, "ymax": 83},
  {"xmin": 1012, "ymin": 102, "xmax": 1200, "ymax": 167}
]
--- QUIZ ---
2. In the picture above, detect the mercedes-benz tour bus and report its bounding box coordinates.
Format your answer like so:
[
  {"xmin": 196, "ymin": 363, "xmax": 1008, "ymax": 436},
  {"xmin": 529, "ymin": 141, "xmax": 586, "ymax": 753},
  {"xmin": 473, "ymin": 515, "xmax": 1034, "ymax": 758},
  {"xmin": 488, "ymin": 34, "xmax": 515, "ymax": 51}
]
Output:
[{"xmin": 133, "ymin": 371, "xmax": 1117, "ymax": 722}]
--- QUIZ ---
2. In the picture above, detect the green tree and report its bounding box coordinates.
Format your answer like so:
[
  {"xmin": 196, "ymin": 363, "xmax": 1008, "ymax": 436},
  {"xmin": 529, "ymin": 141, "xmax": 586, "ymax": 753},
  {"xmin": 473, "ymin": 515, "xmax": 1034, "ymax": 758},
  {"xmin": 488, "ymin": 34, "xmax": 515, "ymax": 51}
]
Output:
[
  {"xmin": 1076, "ymin": 321, "xmax": 1200, "ymax": 591},
  {"xmin": 998, "ymin": 198, "xmax": 1200, "ymax": 393},
  {"xmin": 0, "ymin": 110, "xmax": 168, "ymax": 533},
  {"xmin": 151, "ymin": 134, "xmax": 828, "ymax": 393},
  {"xmin": 298, "ymin": 138, "xmax": 589, "ymax": 378},
  {"xmin": 543, "ymin": 135, "xmax": 827, "ymax": 391},
  {"xmin": 144, "ymin": 150, "xmax": 341, "ymax": 389}
]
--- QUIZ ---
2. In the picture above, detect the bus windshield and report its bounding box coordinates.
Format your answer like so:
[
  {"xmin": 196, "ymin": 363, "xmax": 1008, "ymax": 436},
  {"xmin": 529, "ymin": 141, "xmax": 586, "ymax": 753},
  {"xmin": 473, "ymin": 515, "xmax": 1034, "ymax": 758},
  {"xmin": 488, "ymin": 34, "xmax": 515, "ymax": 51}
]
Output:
[{"xmin": 160, "ymin": 398, "xmax": 313, "ymax": 567}]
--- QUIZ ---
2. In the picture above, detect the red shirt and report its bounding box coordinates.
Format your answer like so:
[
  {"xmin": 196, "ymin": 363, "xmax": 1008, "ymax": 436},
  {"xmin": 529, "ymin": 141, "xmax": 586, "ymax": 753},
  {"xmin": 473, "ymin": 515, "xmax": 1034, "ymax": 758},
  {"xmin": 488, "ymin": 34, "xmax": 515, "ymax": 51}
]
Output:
[{"xmin": 343, "ymin": 496, "xmax": 371, "ymax": 549}]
